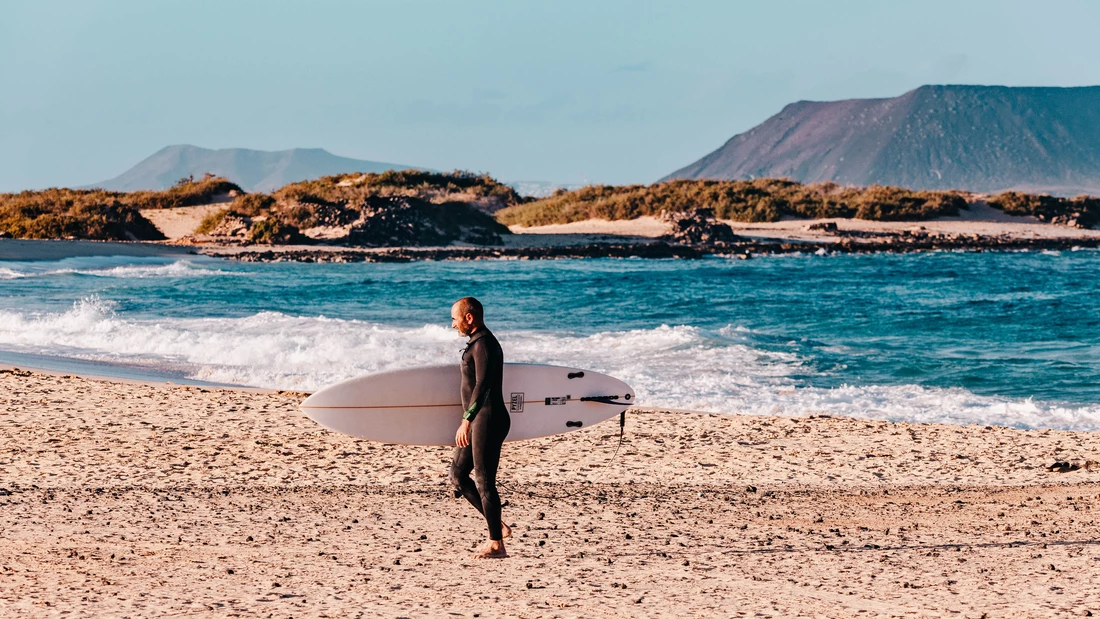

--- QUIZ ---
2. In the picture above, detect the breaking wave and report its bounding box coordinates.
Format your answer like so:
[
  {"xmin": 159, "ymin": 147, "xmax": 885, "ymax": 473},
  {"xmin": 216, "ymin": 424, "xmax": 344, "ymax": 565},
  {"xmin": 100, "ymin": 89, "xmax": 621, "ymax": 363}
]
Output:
[
  {"xmin": 1, "ymin": 297, "xmax": 1097, "ymax": 430},
  {"xmin": 0, "ymin": 259, "xmax": 241, "ymax": 280}
]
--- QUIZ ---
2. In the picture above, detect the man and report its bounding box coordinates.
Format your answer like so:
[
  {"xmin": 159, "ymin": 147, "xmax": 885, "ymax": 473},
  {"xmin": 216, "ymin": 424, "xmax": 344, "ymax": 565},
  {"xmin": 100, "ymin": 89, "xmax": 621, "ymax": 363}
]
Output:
[{"xmin": 449, "ymin": 296, "xmax": 511, "ymax": 559}]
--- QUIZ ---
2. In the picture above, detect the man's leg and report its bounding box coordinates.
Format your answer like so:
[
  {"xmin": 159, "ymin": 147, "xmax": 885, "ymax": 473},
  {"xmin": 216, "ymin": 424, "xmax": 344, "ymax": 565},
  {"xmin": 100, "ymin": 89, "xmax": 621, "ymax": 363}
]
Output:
[
  {"xmin": 471, "ymin": 413, "xmax": 506, "ymax": 542},
  {"xmin": 449, "ymin": 445, "xmax": 483, "ymax": 514},
  {"xmin": 450, "ymin": 422, "xmax": 512, "ymax": 545}
]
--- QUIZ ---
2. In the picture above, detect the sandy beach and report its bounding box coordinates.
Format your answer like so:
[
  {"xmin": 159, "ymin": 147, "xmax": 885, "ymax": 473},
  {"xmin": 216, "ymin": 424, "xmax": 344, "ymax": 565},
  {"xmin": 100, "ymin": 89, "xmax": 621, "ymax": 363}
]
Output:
[
  {"xmin": 509, "ymin": 203, "xmax": 1100, "ymax": 244},
  {"xmin": 2, "ymin": 369, "xmax": 1099, "ymax": 617}
]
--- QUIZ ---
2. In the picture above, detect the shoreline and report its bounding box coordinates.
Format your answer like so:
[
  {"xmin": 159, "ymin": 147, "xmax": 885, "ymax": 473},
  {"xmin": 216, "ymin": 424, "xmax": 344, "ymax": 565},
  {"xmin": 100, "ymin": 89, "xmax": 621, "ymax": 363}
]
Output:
[
  {"xmin": 3, "ymin": 215, "xmax": 1099, "ymax": 263},
  {"xmin": 2, "ymin": 369, "xmax": 1099, "ymax": 616},
  {"xmin": 166, "ymin": 213, "xmax": 1100, "ymax": 262},
  {"xmin": 0, "ymin": 359, "xmax": 278, "ymax": 394},
  {"xmin": 204, "ymin": 235, "xmax": 1100, "ymax": 263},
  {"xmin": 0, "ymin": 238, "xmax": 197, "ymax": 261}
]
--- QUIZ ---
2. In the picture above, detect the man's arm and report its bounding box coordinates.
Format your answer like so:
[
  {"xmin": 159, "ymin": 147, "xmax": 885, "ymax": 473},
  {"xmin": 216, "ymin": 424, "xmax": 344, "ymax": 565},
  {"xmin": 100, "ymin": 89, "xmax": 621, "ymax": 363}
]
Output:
[{"xmin": 462, "ymin": 339, "xmax": 492, "ymax": 421}]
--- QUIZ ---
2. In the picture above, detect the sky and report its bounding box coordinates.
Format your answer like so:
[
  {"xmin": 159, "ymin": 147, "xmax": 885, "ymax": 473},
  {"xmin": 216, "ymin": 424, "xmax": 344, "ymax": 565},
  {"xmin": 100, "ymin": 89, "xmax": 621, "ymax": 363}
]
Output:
[{"xmin": 3, "ymin": 0, "xmax": 1100, "ymax": 191}]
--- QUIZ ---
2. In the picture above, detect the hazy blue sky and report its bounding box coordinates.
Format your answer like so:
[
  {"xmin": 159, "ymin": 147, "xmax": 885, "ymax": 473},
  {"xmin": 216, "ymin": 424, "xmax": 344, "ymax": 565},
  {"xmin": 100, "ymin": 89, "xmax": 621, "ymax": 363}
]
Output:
[{"xmin": 3, "ymin": 0, "xmax": 1100, "ymax": 191}]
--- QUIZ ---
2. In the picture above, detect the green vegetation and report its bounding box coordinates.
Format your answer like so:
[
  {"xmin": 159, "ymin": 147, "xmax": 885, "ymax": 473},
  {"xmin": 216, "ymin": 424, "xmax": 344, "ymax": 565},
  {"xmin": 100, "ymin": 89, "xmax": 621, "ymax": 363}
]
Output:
[
  {"xmin": 194, "ymin": 209, "xmax": 228, "ymax": 235},
  {"xmin": 273, "ymin": 169, "xmax": 526, "ymax": 213},
  {"xmin": 124, "ymin": 174, "xmax": 242, "ymax": 210},
  {"xmin": 0, "ymin": 174, "xmax": 243, "ymax": 241},
  {"xmin": 193, "ymin": 194, "xmax": 274, "ymax": 236},
  {"xmin": 227, "ymin": 193, "xmax": 276, "ymax": 216},
  {"xmin": 495, "ymin": 179, "xmax": 968, "ymax": 227},
  {"xmin": 195, "ymin": 171, "xmax": 519, "ymax": 245},
  {"xmin": 988, "ymin": 192, "xmax": 1099, "ymax": 228},
  {"xmin": 0, "ymin": 188, "xmax": 165, "ymax": 241},
  {"xmin": 191, "ymin": 172, "xmax": 514, "ymax": 245},
  {"xmin": 247, "ymin": 217, "xmax": 302, "ymax": 244},
  {"xmin": 8, "ymin": 170, "xmax": 1098, "ymax": 243}
]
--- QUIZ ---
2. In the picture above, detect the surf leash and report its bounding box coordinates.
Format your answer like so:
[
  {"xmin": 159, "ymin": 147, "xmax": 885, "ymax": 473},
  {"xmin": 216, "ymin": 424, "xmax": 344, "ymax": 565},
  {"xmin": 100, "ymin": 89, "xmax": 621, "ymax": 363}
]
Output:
[{"xmin": 612, "ymin": 409, "xmax": 626, "ymax": 460}]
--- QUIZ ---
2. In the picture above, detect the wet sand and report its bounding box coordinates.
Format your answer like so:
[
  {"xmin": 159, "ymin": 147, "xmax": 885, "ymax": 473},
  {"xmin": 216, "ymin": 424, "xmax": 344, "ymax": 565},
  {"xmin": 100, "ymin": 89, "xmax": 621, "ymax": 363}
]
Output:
[{"xmin": 1, "ymin": 369, "xmax": 1099, "ymax": 617}]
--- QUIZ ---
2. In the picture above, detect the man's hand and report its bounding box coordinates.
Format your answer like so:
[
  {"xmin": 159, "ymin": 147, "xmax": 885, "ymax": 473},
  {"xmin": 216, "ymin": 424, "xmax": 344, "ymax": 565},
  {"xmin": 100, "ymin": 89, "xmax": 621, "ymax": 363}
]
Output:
[{"xmin": 456, "ymin": 419, "xmax": 472, "ymax": 447}]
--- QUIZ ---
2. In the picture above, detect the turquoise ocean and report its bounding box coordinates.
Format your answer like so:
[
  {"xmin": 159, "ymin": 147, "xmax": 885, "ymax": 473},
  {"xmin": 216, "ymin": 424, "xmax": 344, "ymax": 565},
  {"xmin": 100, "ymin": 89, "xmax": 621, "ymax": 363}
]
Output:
[{"xmin": 1, "ymin": 249, "xmax": 1097, "ymax": 430}]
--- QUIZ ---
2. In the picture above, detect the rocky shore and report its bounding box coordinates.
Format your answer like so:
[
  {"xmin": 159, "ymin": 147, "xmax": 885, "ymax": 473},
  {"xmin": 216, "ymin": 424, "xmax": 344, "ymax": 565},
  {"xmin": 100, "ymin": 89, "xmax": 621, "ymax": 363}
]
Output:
[{"xmin": 206, "ymin": 232, "xmax": 1100, "ymax": 264}]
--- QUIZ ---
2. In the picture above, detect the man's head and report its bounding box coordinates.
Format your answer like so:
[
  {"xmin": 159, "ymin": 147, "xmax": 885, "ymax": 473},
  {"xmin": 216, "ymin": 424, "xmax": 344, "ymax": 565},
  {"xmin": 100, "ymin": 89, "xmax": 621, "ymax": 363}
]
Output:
[{"xmin": 451, "ymin": 296, "xmax": 484, "ymax": 337}]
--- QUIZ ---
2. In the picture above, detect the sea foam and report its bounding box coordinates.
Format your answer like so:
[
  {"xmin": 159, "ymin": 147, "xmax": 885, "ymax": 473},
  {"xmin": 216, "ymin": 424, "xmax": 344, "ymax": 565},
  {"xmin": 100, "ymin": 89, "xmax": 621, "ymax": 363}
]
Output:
[
  {"xmin": 0, "ymin": 259, "xmax": 239, "ymax": 280},
  {"xmin": 0, "ymin": 298, "xmax": 1097, "ymax": 431}
]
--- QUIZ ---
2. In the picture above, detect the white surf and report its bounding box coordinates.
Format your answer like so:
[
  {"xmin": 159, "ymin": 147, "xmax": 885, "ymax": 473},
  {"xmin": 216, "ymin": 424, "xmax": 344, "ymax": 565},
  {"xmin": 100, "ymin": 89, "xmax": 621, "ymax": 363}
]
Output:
[{"xmin": 300, "ymin": 363, "xmax": 635, "ymax": 445}]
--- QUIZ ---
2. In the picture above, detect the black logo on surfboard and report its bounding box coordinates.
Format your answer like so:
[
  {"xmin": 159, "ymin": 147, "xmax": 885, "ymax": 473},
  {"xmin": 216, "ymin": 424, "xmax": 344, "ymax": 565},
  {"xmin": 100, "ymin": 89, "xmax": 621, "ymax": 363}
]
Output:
[{"xmin": 510, "ymin": 392, "xmax": 525, "ymax": 413}]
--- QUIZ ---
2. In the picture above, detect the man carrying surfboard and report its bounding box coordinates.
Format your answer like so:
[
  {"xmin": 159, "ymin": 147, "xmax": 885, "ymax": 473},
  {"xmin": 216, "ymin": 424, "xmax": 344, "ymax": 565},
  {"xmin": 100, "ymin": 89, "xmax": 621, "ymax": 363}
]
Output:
[{"xmin": 449, "ymin": 296, "xmax": 512, "ymax": 559}]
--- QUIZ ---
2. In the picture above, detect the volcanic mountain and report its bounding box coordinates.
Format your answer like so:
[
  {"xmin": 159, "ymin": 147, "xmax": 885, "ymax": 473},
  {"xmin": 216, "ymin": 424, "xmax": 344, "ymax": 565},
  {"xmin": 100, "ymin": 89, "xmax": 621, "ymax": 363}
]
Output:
[
  {"xmin": 90, "ymin": 145, "xmax": 417, "ymax": 193},
  {"xmin": 664, "ymin": 85, "xmax": 1100, "ymax": 196}
]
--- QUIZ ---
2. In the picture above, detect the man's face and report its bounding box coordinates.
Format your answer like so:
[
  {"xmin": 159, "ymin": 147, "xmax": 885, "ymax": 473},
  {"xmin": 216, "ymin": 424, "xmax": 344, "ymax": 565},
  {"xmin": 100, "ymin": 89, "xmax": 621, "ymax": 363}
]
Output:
[{"xmin": 451, "ymin": 304, "xmax": 473, "ymax": 336}]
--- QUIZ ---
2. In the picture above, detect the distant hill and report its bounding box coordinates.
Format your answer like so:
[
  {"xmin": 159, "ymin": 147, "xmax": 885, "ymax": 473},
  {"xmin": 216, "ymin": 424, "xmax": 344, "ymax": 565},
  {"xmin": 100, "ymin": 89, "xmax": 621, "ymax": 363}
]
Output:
[
  {"xmin": 90, "ymin": 145, "xmax": 418, "ymax": 193},
  {"xmin": 665, "ymin": 85, "xmax": 1100, "ymax": 196}
]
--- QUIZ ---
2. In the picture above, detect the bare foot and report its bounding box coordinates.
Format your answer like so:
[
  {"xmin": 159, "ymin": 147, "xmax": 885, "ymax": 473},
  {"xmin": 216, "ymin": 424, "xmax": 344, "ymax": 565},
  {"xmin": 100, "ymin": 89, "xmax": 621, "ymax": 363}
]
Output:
[
  {"xmin": 501, "ymin": 522, "xmax": 512, "ymax": 539},
  {"xmin": 474, "ymin": 540, "xmax": 508, "ymax": 559}
]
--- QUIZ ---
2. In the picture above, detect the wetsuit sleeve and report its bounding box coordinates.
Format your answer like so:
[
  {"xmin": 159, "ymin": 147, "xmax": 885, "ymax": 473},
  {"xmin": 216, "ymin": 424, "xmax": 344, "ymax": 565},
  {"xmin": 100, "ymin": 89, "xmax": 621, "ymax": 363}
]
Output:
[{"xmin": 462, "ymin": 340, "xmax": 491, "ymax": 421}]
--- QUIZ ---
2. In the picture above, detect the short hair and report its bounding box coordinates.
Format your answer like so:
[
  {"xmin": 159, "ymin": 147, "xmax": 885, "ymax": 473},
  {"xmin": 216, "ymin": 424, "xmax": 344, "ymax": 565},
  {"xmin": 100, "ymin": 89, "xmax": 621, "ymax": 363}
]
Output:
[{"xmin": 455, "ymin": 296, "xmax": 484, "ymax": 322}]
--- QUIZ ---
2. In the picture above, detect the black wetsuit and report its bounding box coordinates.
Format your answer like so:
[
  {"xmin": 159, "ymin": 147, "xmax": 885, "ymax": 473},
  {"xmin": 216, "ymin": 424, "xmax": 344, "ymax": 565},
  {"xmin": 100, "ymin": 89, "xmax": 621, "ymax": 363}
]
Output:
[{"xmin": 449, "ymin": 328, "xmax": 511, "ymax": 541}]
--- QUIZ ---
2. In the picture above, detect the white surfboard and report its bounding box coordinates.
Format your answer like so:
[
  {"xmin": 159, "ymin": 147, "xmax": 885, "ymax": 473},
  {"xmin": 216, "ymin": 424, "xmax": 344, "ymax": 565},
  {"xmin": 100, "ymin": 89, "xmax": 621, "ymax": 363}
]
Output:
[{"xmin": 300, "ymin": 363, "xmax": 635, "ymax": 445}]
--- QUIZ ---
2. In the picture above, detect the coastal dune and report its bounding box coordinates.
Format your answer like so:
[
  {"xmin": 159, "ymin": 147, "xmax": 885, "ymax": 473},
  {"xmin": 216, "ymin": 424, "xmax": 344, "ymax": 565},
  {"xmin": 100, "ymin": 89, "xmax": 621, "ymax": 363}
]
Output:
[
  {"xmin": 1, "ymin": 369, "xmax": 1099, "ymax": 616},
  {"xmin": 140, "ymin": 204, "xmax": 228, "ymax": 240}
]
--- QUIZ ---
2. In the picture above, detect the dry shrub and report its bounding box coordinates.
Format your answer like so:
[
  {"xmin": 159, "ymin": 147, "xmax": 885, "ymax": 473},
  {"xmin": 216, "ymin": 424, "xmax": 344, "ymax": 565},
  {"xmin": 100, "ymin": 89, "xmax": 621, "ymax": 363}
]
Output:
[
  {"xmin": 989, "ymin": 192, "xmax": 1099, "ymax": 227},
  {"xmin": 0, "ymin": 189, "xmax": 165, "ymax": 240},
  {"xmin": 495, "ymin": 179, "xmax": 967, "ymax": 227}
]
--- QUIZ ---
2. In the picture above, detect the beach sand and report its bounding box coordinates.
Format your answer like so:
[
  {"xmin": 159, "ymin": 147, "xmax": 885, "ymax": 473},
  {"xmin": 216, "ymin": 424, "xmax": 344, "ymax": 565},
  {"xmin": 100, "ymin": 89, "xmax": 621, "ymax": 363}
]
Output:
[
  {"xmin": 509, "ymin": 217, "xmax": 670, "ymax": 238},
  {"xmin": 509, "ymin": 204, "xmax": 1100, "ymax": 244},
  {"xmin": 2, "ymin": 369, "xmax": 1099, "ymax": 617},
  {"xmin": 141, "ymin": 204, "xmax": 229, "ymax": 241}
]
